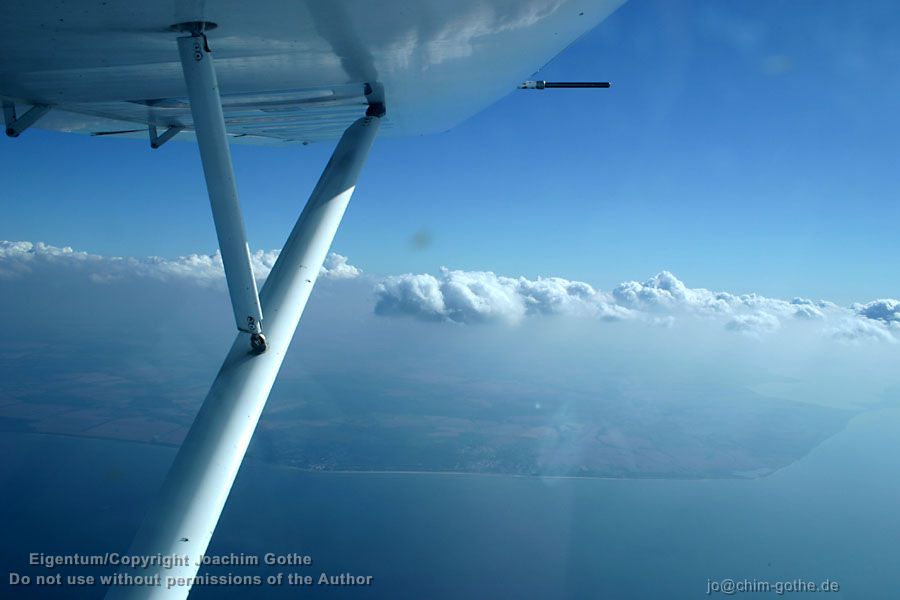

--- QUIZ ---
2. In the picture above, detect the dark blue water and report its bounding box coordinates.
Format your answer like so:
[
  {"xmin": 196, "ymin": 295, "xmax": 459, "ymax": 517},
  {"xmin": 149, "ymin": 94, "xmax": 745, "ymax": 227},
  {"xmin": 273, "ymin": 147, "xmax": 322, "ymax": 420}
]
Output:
[{"xmin": 3, "ymin": 409, "xmax": 899, "ymax": 598}]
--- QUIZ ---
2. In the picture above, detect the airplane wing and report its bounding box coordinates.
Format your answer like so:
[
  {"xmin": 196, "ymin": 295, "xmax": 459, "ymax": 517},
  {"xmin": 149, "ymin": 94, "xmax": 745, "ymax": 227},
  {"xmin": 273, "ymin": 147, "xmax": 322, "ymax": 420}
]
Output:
[
  {"xmin": 0, "ymin": 0, "xmax": 625, "ymax": 144},
  {"xmin": 1, "ymin": 2, "xmax": 626, "ymax": 598}
]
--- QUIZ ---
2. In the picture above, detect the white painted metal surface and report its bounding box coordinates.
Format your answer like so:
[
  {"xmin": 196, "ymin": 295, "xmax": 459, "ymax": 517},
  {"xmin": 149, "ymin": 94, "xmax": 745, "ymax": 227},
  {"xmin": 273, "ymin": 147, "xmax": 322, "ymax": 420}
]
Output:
[
  {"xmin": 177, "ymin": 33, "xmax": 263, "ymax": 336},
  {"xmin": 104, "ymin": 114, "xmax": 381, "ymax": 599},
  {"xmin": 0, "ymin": 0, "xmax": 626, "ymax": 144}
]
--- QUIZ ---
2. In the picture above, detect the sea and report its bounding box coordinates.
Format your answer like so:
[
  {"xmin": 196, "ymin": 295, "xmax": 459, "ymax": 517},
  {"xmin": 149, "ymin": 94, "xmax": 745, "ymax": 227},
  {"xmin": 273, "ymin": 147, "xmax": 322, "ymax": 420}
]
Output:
[{"xmin": 2, "ymin": 408, "xmax": 899, "ymax": 599}]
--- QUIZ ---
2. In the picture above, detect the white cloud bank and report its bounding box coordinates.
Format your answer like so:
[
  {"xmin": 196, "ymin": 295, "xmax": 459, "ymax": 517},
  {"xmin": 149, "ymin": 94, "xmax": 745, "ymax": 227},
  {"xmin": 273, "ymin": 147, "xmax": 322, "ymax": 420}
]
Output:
[
  {"xmin": 374, "ymin": 268, "xmax": 630, "ymax": 324},
  {"xmin": 0, "ymin": 241, "xmax": 360, "ymax": 283},
  {"xmin": 2, "ymin": 241, "xmax": 896, "ymax": 344},
  {"xmin": 375, "ymin": 267, "xmax": 899, "ymax": 343}
]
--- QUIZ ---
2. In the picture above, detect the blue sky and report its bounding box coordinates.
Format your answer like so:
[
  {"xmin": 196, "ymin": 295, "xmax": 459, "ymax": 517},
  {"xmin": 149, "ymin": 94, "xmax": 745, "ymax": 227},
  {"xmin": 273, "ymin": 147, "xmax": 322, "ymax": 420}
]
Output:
[
  {"xmin": 2, "ymin": 0, "xmax": 900, "ymax": 303},
  {"xmin": 4, "ymin": 5, "xmax": 900, "ymax": 593}
]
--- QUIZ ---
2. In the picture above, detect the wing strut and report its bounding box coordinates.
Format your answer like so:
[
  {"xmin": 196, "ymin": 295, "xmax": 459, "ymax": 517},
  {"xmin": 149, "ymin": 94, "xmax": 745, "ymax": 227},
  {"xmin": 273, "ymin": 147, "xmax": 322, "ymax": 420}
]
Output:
[
  {"xmin": 3, "ymin": 101, "xmax": 50, "ymax": 137},
  {"xmin": 105, "ymin": 112, "xmax": 381, "ymax": 600},
  {"xmin": 149, "ymin": 124, "xmax": 184, "ymax": 149},
  {"xmin": 176, "ymin": 27, "xmax": 267, "ymax": 351}
]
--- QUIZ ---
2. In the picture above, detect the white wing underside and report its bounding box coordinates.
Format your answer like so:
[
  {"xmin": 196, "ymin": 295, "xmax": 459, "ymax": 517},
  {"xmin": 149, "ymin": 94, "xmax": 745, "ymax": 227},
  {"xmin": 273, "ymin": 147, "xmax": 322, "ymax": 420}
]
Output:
[{"xmin": 0, "ymin": 0, "xmax": 624, "ymax": 145}]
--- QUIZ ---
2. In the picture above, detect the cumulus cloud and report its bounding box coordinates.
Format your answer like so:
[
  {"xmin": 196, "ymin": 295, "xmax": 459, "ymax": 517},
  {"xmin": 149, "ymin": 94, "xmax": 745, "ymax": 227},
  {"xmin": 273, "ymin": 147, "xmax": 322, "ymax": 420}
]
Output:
[
  {"xmin": 853, "ymin": 299, "xmax": 900, "ymax": 325},
  {"xmin": 609, "ymin": 271, "xmax": 833, "ymax": 322},
  {"xmin": 374, "ymin": 265, "xmax": 898, "ymax": 343},
  {"xmin": 612, "ymin": 271, "xmax": 734, "ymax": 313},
  {"xmin": 321, "ymin": 253, "xmax": 361, "ymax": 280},
  {"xmin": 0, "ymin": 241, "xmax": 360, "ymax": 284},
  {"xmin": 375, "ymin": 268, "xmax": 630, "ymax": 324},
  {"xmin": 790, "ymin": 298, "xmax": 826, "ymax": 320}
]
